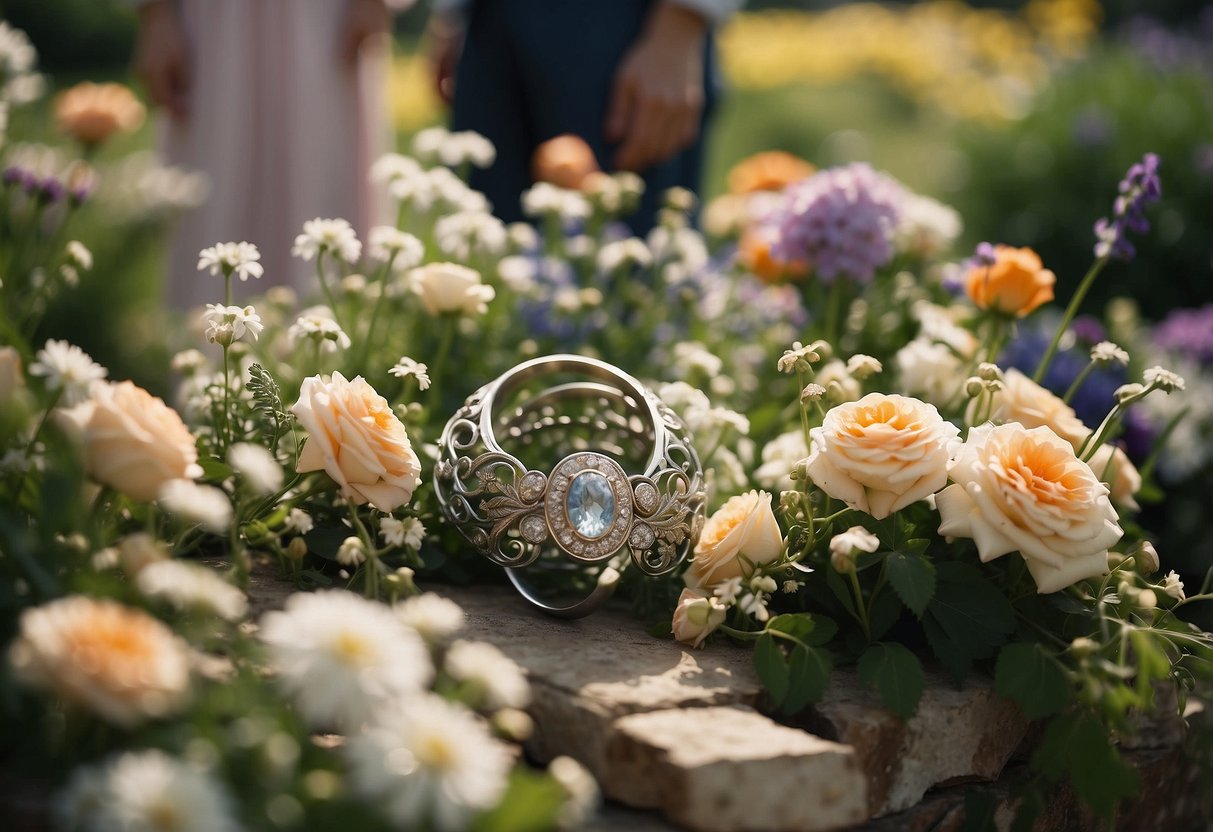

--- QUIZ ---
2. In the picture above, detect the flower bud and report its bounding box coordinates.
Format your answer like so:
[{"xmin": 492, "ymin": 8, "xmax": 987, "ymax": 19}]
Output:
[
  {"xmin": 830, "ymin": 548, "xmax": 855, "ymax": 574},
  {"xmin": 1070, "ymin": 636, "xmax": 1098, "ymax": 658},
  {"xmin": 1136, "ymin": 588, "xmax": 1158, "ymax": 610},
  {"xmin": 336, "ymin": 536, "xmax": 366, "ymax": 567},
  {"xmin": 964, "ymin": 377, "xmax": 985, "ymax": 398},
  {"xmin": 1133, "ymin": 541, "xmax": 1160, "ymax": 575},
  {"xmin": 976, "ymin": 363, "xmax": 1003, "ymax": 381},
  {"xmin": 287, "ymin": 537, "xmax": 308, "ymax": 561},
  {"xmin": 491, "ymin": 708, "xmax": 534, "ymax": 741},
  {"xmin": 1115, "ymin": 383, "xmax": 1145, "ymax": 403}
]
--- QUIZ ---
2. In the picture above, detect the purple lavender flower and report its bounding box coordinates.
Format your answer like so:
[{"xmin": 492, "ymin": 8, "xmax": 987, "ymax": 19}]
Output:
[
  {"xmin": 1093, "ymin": 153, "xmax": 1161, "ymax": 261},
  {"xmin": 1154, "ymin": 304, "xmax": 1213, "ymax": 365},
  {"xmin": 36, "ymin": 176, "xmax": 66, "ymax": 204},
  {"xmin": 771, "ymin": 163, "xmax": 906, "ymax": 285},
  {"xmin": 1070, "ymin": 315, "xmax": 1108, "ymax": 345}
]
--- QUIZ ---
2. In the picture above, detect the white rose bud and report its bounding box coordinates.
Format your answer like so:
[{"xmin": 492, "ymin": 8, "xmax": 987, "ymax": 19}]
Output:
[{"xmin": 671, "ymin": 589, "xmax": 727, "ymax": 649}]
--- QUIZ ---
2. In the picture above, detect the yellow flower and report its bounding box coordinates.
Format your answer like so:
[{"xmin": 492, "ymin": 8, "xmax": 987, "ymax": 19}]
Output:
[
  {"xmin": 9, "ymin": 596, "xmax": 190, "ymax": 727},
  {"xmin": 293, "ymin": 372, "xmax": 422, "ymax": 512}
]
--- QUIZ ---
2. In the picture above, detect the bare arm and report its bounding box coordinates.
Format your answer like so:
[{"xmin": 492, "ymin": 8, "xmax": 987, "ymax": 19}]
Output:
[{"xmin": 132, "ymin": 0, "xmax": 191, "ymax": 121}]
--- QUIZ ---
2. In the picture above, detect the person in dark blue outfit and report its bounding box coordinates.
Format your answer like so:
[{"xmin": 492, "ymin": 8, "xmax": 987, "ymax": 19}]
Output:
[{"xmin": 425, "ymin": 0, "xmax": 741, "ymax": 233}]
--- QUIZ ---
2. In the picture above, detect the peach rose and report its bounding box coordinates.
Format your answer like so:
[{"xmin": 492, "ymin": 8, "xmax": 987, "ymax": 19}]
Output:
[
  {"xmin": 64, "ymin": 381, "xmax": 203, "ymax": 502},
  {"xmin": 688, "ymin": 490, "xmax": 784, "ymax": 587},
  {"xmin": 806, "ymin": 393, "xmax": 961, "ymax": 520},
  {"xmin": 293, "ymin": 372, "xmax": 421, "ymax": 512},
  {"xmin": 1088, "ymin": 443, "xmax": 1142, "ymax": 512},
  {"xmin": 8, "ymin": 596, "xmax": 190, "ymax": 727},
  {"xmin": 965, "ymin": 245, "xmax": 1055, "ymax": 317},
  {"xmin": 727, "ymin": 150, "xmax": 815, "ymax": 195},
  {"xmin": 531, "ymin": 134, "xmax": 601, "ymax": 190},
  {"xmin": 936, "ymin": 423, "xmax": 1122, "ymax": 594},
  {"xmin": 55, "ymin": 82, "xmax": 145, "ymax": 146},
  {"xmin": 671, "ymin": 588, "xmax": 727, "ymax": 649},
  {"xmin": 410, "ymin": 262, "xmax": 495, "ymax": 317}
]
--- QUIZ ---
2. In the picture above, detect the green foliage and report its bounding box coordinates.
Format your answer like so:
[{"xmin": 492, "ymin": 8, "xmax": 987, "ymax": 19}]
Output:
[
  {"xmin": 923, "ymin": 562, "xmax": 1016, "ymax": 683},
  {"xmin": 1031, "ymin": 711, "xmax": 1141, "ymax": 819},
  {"xmin": 246, "ymin": 363, "xmax": 294, "ymax": 453},
  {"xmin": 994, "ymin": 642, "xmax": 1072, "ymax": 719},
  {"xmin": 886, "ymin": 550, "xmax": 936, "ymax": 618},
  {"xmin": 856, "ymin": 642, "xmax": 925, "ymax": 720},
  {"xmin": 473, "ymin": 769, "xmax": 569, "ymax": 832},
  {"xmin": 754, "ymin": 620, "xmax": 833, "ymax": 715}
]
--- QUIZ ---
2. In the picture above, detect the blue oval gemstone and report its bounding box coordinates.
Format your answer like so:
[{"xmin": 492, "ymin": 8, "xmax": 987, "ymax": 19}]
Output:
[{"xmin": 566, "ymin": 471, "xmax": 615, "ymax": 539}]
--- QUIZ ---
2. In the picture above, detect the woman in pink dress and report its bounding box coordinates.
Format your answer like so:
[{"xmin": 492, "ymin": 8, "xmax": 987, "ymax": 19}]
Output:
[{"xmin": 132, "ymin": 0, "xmax": 402, "ymax": 309}]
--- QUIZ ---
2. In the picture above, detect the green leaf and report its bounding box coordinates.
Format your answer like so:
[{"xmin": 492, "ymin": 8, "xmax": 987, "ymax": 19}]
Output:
[
  {"xmin": 1128, "ymin": 629, "xmax": 1171, "ymax": 707},
  {"xmin": 783, "ymin": 644, "xmax": 832, "ymax": 714},
  {"xmin": 472, "ymin": 767, "xmax": 567, "ymax": 832},
  {"xmin": 304, "ymin": 522, "xmax": 353, "ymax": 561},
  {"xmin": 246, "ymin": 362, "xmax": 293, "ymax": 450},
  {"xmin": 857, "ymin": 642, "xmax": 925, "ymax": 720},
  {"xmin": 754, "ymin": 632, "xmax": 790, "ymax": 707},
  {"xmin": 886, "ymin": 551, "xmax": 936, "ymax": 617},
  {"xmin": 826, "ymin": 566, "xmax": 856, "ymax": 617},
  {"xmin": 199, "ymin": 456, "xmax": 235, "ymax": 482},
  {"xmin": 1032, "ymin": 711, "xmax": 1139, "ymax": 818},
  {"xmin": 994, "ymin": 642, "xmax": 1072, "ymax": 719},
  {"xmin": 768, "ymin": 613, "xmax": 814, "ymax": 645},
  {"xmin": 804, "ymin": 615, "xmax": 839, "ymax": 647},
  {"xmin": 924, "ymin": 562, "xmax": 1015, "ymax": 684},
  {"xmin": 868, "ymin": 589, "xmax": 904, "ymax": 641}
]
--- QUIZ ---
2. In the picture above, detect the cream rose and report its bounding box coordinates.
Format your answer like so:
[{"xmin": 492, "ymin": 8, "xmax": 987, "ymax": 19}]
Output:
[
  {"xmin": 293, "ymin": 372, "xmax": 422, "ymax": 512},
  {"xmin": 410, "ymin": 262, "xmax": 495, "ymax": 317},
  {"xmin": 64, "ymin": 381, "xmax": 203, "ymax": 502},
  {"xmin": 806, "ymin": 393, "xmax": 961, "ymax": 520},
  {"xmin": 936, "ymin": 423, "xmax": 1123, "ymax": 594},
  {"xmin": 8, "ymin": 596, "xmax": 191, "ymax": 727},
  {"xmin": 974, "ymin": 369, "xmax": 1088, "ymax": 446},
  {"xmin": 671, "ymin": 588, "xmax": 727, "ymax": 649},
  {"xmin": 1088, "ymin": 443, "xmax": 1142, "ymax": 511},
  {"xmin": 688, "ymin": 490, "xmax": 784, "ymax": 587}
]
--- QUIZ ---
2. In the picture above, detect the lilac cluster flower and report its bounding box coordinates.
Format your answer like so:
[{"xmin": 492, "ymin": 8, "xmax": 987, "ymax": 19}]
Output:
[
  {"xmin": 771, "ymin": 162, "xmax": 906, "ymax": 285},
  {"xmin": 1093, "ymin": 152, "xmax": 1161, "ymax": 261},
  {"xmin": 1154, "ymin": 304, "xmax": 1213, "ymax": 365}
]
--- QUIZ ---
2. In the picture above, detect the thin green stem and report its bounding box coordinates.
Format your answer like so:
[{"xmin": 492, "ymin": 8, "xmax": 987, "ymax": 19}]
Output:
[
  {"xmin": 1062, "ymin": 361, "xmax": 1098, "ymax": 405},
  {"xmin": 1034, "ymin": 257, "xmax": 1108, "ymax": 383},
  {"xmin": 358, "ymin": 254, "xmax": 397, "ymax": 375},
  {"xmin": 848, "ymin": 568, "xmax": 871, "ymax": 642}
]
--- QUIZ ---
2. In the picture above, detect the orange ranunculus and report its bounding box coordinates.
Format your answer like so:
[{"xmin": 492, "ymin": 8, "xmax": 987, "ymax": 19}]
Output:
[
  {"xmin": 531, "ymin": 134, "xmax": 601, "ymax": 190},
  {"xmin": 739, "ymin": 227, "xmax": 807, "ymax": 282},
  {"xmin": 965, "ymin": 245, "xmax": 1056, "ymax": 317},
  {"xmin": 727, "ymin": 150, "xmax": 815, "ymax": 195},
  {"xmin": 55, "ymin": 82, "xmax": 145, "ymax": 146}
]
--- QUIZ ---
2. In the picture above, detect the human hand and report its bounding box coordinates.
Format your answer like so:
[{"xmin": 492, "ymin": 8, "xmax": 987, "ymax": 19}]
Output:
[
  {"xmin": 605, "ymin": 2, "xmax": 707, "ymax": 173},
  {"xmin": 340, "ymin": 0, "xmax": 391, "ymax": 65},
  {"xmin": 132, "ymin": 1, "xmax": 191, "ymax": 121},
  {"xmin": 424, "ymin": 11, "xmax": 464, "ymax": 105}
]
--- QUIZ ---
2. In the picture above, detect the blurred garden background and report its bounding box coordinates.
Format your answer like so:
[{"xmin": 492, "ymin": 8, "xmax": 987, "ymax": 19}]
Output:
[{"xmin": 5, "ymin": 0, "xmax": 1213, "ymax": 575}]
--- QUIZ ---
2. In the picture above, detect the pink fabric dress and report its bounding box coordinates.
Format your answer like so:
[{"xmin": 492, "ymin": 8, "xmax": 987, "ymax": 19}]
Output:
[{"xmin": 161, "ymin": 0, "xmax": 391, "ymax": 309}]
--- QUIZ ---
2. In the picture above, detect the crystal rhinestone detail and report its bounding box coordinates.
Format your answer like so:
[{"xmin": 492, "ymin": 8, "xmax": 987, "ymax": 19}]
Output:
[
  {"xmin": 518, "ymin": 471, "xmax": 547, "ymax": 502},
  {"xmin": 519, "ymin": 514, "xmax": 547, "ymax": 544},
  {"xmin": 633, "ymin": 482, "xmax": 659, "ymax": 515},
  {"xmin": 566, "ymin": 472, "xmax": 615, "ymax": 539}
]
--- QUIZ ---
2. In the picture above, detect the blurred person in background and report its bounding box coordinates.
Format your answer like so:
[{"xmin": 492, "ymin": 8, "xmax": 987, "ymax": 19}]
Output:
[
  {"xmin": 133, "ymin": 0, "xmax": 408, "ymax": 310},
  {"xmin": 425, "ymin": 0, "xmax": 742, "ymax": 233}
]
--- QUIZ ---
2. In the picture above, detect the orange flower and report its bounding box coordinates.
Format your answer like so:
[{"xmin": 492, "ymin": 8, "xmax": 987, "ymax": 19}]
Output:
[
  {"xmin": 965, "ymin": 245, "xmax": 1055, "ymax": 317},
  {"xmin": 531, "ymin": 134, "xmax": 601, "ymax": 190},
  {"xmin": 727, "ymin": 150, "xmax": 815, "ymax": 195},
  {"xmin": 55, "ymin": 82, "xmax": 145, "ymax": 146},
  {"xmin": 738, "ymin": 227, "xmax": 807, "ymax": 282}
]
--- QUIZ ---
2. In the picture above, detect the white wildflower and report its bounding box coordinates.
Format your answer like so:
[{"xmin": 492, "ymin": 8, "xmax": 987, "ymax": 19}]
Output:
[
  {"xmin": 292, "ymin": 218, "xmax": 362, "ymax": 263},
  {"xmin": 829, "ymin": 526, "xmax": 880, "ymax": 573},
  {"xmin": 397, "ymin": 592, "xmax": 465, "ymax": 643},
  {"xmin": 336, "ymin": 536, "xmax": 367, "ymax": 567},
  {"xmin": 846, "ymin": 354, "xmax": 882, "ymax": 379},
  {"xmin": 285, "ymin": 508, "xmax": 313, "ymax": 535},
  {"xmin": 158, "ymin": 479, "xmax": 233, "ymax": 534},
  {"xmin": 596, "ymin": 238, "xmax": 652, "ymax": 273},
  {"xmin": 288, "ymin": 307, "xmax": 350, "ymax": 352},
  {"xmin": 202, "ymin": 304, "xmax": 263, "ymax": 345},
  {"xmin": 367, "ymin": 226, "xmax": 424, "ymax": 271},
  {"xmin": 754, "ymin": 430, "xmax": 809, "ymax": 492},
  {"xmin": 1161, "ymin": 570, "xmax": 1185, "ymax": 602},
  {"xmin": 227, "ymin": 442, "xmax": 283, "ymax": 495},
  {"xmin": 196, "ymin": 241, "xmax": 263, "ymax": 281},
  {"xmin": 259, "ymin": 590, "xmax": 432, "ymax": 729},
  {"xmin": 521, "ymin": 182, "xmax": 590, "ymax": 222},
  {"xmin": 370, "ymin": 152, "xmax": 423, "ymax": 185},
  {"xmin": 434, "ymin": 210, "xmax": 508, "ymax": 261},
  {"xmin": 65, "ymin": 240, "xmax": 92, "ymax": 271},
  {"xmin": 389, "ymin": 356, "xmax": 431, "ymax": 390},
  {"xmin": 738, "ymin": 592, "xmax": 769, "ymax": 622},
  {"xmin": 29, "ymin": 339, "xmax": 107, "ymax": 405},
  {"xmin": 170, "ymin": 349, "xmax": 208, "ymax": 376},
  {"xmin": 136, "ymin": 560, "xmax": 248, "ymax": 621},
  {"xmin": 712, "ymin": 576, "xmax": 744, "ymax": 605},
  {"xmin": 672, "ymin": 341, "xmax": 723, "ymax": 377},
  {"xmin": 1091, "ymin": 341, "xmax": 1130, "ymax": 366},
  {"xmin": 777, "ymin": 341, "xmax": 823, "ymax": 374},
  {"xmin": 1143, "ymin": 366, "xmax": 1185, "ymax": 393},
  {"xmin": 444, "ymin": 640, "xmax": 531, "ymax": 709}
]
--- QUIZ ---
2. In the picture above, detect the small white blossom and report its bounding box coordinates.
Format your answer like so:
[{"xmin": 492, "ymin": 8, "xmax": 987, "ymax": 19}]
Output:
[
  {"xmin": 1143, "ymin": 366, "xmax": 1185, "ymax": 393},
  {"xmin": 800, "ymin": 383, "xmax": 826, "ymax": 402},
  {"xmin": 750, "ymin": 574, "xmax": 778, "ymax": 594},
  {"xmin": 370, "ymin": 152, "xmax": 423, "ymax": 185},
  {"xmin": 227, "ymin": 442, "xmax": 283, "ymax": 495},
  {"xmin": 288, "ymin": 307, "xmax": 350, "ymax": 352},
  {"xmin": 672, "ymin": 341, "xmax": 723, "ymax": 377},
  {"xmin": 434, "ymin": 210, "xmax": 508, "ymax": 261},
  {"xmin": 389, "ymin": 357, "xmax": 431, "ymax": 390},
  {"xmin": 65, "ymin": 240, "xmax": 92, "ymax": 271},
  {"xmin": 713, "ymin": 576, "xmax": 744, "ymax": 605},
  {"xmin": 444, "ymin": 640, "xmax": 530, "ymax": 709},
  {"xmin": 1115, "ymin": 382, "xmax": 1146, "ymax": 403},
  {"xmin": 777, "ymin": 341, "xmax": 823, "ymax": 374},
  {"xmin": 782, "ymin": 579, "xmax": 803, "ymax": 594},
  {"xmin": 521, "ymin": 182, "xmax": 590, "ymax": 222},
  {"xmin": 846, "ymin": 354, "xmax": 882, "ymax": 379},
  {"xmin": 29, "ymin": 339, "xmax": 107, "ymax": 405},
  {"xmin": 285, "ymin": 508, "xmax": 313, "ymax": 535},
  {"xmin": 197, "ymin": 241, "xmax": 263, "ymax": 281},
  {"xmin": 1091, "ymin": 341, "xmax": 1130, "ymax": 366},
  {"xmin": 379, "ymin": 516, "xmax": 425, "ymax": 549},
  {"xmin": 170, "ymin": 349, "xmax": 208, "ymax": 375},
  {"xmin": 596, "ymin": 238, "xmax": 652, "ymax": 273},
  {"xmin": 292, "ymin": 218, "xmax": 362, "ymax": 263},
  {"xmin": 202, "ymin": 304, "xmax": 263, "ymax": 345},
  {"xmin": 829, "ymin": 526, "xmax": 880, "ymax": 573},
  {"xmin": 158, "ymin": 480, "xmax": 232, "ymax": 534},
  {"xmin": 1161, "ymin": 570, "xmax": 1185, "ymax": 602},
  {"xmin": 397, "ymin": 593, "xmax": 465, "ymax": 643},
  {"xmin": 739, "ymin": 592, "xmax": 770, "ymax": 622},
  {"xmin": 336, "ymin": 536, "xmax": 367, "ymax": 567},
  {"xmin": 136, "ymin": 560, "xmax": 248, "ymax": 621},
  {"xmin": 367, "ymin": 226, "xmax": 424, "ymax": 270}
]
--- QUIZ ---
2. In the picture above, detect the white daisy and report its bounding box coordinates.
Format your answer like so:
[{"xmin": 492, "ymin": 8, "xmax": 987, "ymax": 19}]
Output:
[
  {"xmin": 158, "ymin": 479, "xmax": 233, "ymax": 534},
  {"xmin": 57, "ymin": 749, "xmax": 241, "ymax": 832},
  {"xmin": 444, "ymin": 640, "xmax": 530, "ymax": 709},
  {"xmin": 596, "ymin": 238, "xmax": 652, "ymax": 273},
  {"xmin": 196, "ymin": 241, "xmax": 263, "ymax": 281},
  {"xmin": 370, "ymin": 152, "xmax": 424, "ymax": 185},
  {"xmin": 1091, "ymin": 341, "xmax": 1130, "ymax": 367},
  {"xmin": 170, "ymin": 349, "xmax": 208, "ymax": 375},
  {"xmin": 285, "ymin": 508, "xmax": 313, "ymax": 535},
  {"xmin": 287, "ymin": 307, "xmax": 351, "ymax": 353},
  {"xmin": 1143, "ymin": 366, "xmax": 1185, "ymax": 393},
  {"xmin": 336, "ymin": 536, "xmax": 367, "ymax": 567},
  {"xmin": 28, "ymin": 339, "xmax": 107, "ymax": 405},
  {"xmin": 258, "ymin": 590, "xmax": 432, "ymax": 729},
  {"xmin": 227, "ymin": 442, "xmax": 283, "ymax": 495},
  {"xmin": 201, "ymin": 304, "xmax": 263, "ymax": 345},
  {"xmin": 521, "ymin": 182, "xmax": 590, "ymax": 223},
  {"xmin": 136, "ymin": 560, "xmax": 248, "ymax": 621},
  {"xmin": 397, "ymin": 593, "xmax": 465, "ymax": 643},
  {"xmin": 292, "ymin": 218, "xmax": 362, "ymax": 263},
  {"xmin": 381, "ymin": 516, "xmax": 425, "ymax": 550},
  {"xmin": 389, "ymin": 357, "xmax": 431, "ymax": 391},
  {"xmin": 65, "ymin": 240, "xmax": 92, "ymax": 271},
  {"xmin": 367, "ymin": 226, "xmax": 425, "ymax": 271},
  {"xmin": 345, "ymin": 693, "xmax": 512, "ymax": 832},
  {"xmin": 434, "ymin": 210, "xmax": 508, "ymax": 261}
]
